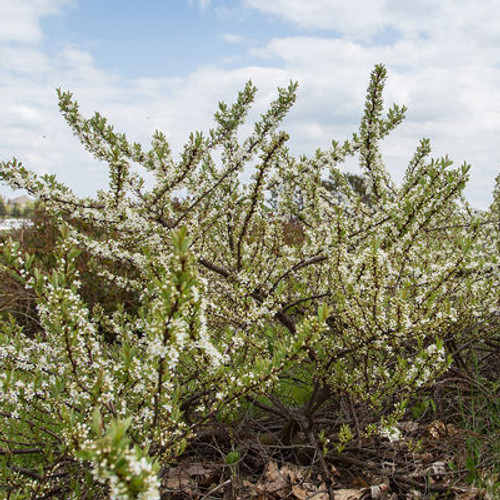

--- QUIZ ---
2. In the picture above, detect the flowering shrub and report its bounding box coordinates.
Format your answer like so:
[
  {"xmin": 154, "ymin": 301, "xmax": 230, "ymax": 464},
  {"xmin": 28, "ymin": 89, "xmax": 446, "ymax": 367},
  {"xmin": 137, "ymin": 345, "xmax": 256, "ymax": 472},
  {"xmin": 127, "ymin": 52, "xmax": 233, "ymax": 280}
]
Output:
[
  {"xmin": 0, "ymin": 65, "xmax": 499, "ymax": 498},
  {"xmin": 0, "ymin": 225, "xmax": 318, "ymax": 497}
]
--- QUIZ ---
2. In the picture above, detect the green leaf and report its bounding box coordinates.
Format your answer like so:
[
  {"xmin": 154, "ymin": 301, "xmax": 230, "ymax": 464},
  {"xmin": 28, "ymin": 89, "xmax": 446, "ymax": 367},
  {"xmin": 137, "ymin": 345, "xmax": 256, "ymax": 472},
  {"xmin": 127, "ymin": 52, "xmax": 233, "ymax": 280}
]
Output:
[{"xmin": 225, "ymin": 451, "xmax": 240, "ymax": 465}]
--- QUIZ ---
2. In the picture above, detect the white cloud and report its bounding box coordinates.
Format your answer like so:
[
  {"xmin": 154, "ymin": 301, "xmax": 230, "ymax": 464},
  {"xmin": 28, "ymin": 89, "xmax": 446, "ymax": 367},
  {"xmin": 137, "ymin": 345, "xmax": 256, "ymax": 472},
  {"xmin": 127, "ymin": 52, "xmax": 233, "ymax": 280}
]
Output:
[
  {"xmin": 222, "ymin": 33, "xmax": 247, "ymax": 44},
  {"xmin": 244, "ymin": 0, "xmax": 436, "ymax": 38},
  {"xmin": 0, "ymin": 0, "xmax": 73, "ymax": 43},
  {"xmin": 188, "ymin": 0, "xmax": 212, "ymax": 10},
  {"xmin": 243, "ymin": 0, "xmax": 500, "ymax": 44}
]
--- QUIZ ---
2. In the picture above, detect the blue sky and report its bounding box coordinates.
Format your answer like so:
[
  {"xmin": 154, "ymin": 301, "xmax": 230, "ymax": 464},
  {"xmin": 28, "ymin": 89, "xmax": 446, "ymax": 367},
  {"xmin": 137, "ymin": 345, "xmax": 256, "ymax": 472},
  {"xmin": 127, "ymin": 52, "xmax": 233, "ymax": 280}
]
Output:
[
  {"xmin": 41, "ymin": 1, "xmax": 291, "ymax": 78},
  {"xmin": 1, "ymin": 0, "xmax": 500, "ymax": 209}
]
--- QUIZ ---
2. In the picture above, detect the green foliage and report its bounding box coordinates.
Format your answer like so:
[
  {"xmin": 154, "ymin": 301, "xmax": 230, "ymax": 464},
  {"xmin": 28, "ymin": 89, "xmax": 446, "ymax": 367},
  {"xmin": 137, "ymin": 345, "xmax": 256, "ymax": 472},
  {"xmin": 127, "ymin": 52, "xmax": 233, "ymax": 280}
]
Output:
[
  {"xmin": 454, "ymin": 365, "xmax": 500, "ymax": 489},
  {"xmin": 77, "ymin": 410, "xmax": 160, "ymax": 499},
  {"xmin": 224, "ymin": 451, "xmax": 240, "ymax": 466},
  {"xmin": 410, "ymin": 396, "xmax": 436, "ymax": 420}
]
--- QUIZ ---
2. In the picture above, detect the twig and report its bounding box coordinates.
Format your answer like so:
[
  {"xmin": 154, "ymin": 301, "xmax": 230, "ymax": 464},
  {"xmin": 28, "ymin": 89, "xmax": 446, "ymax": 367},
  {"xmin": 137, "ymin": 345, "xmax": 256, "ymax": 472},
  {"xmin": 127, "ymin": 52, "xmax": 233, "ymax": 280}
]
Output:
[
  {"xmin": 0, "ymin": 447, "xmax": 43, "ymax": 455},
  {"xmin": 199, "ymin": 478, "xmax": 231, "ymax": 499}
]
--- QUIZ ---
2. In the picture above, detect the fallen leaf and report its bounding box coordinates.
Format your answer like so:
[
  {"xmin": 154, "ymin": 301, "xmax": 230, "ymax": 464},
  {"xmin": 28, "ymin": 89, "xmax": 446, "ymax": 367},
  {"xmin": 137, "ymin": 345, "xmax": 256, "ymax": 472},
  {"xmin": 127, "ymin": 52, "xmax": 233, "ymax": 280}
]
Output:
[
  {"xmin": 280, "ymin": 462, "xmax": 307, "ymax": 483},
  {"xmin": 330, "ymin": 464, "xmax": 341, "ymax": 477},
  {"xmin": 163, "ymin": 468, "xmax": 192, "ymax": 490},
  {"xmin": 414, "ymin": 452, "xmax": 434, "ymax": 463},
  {"xmin": 454, "ymin": 487, "xmax": 492, "ymax": 500},
  {"xmin": 399, "ymin": 421, "xmax": 419, "ymax": 434},
  {"xmin": 352, "ymin": 477, "xmax": 369, "ymax": 488},
  {"xmin": 291, "ymin": 484, "xmax": 309, "ymax": 499},
  {"xmin": 255, "ymin": 461, "xmax": 289, "ymax": 497},
  {"xmin": 334, "ymin": 488, "xmax": 363, "ymax": 500},
  {"xmin": 427, "ymin": 420, "xmax": 457, "ymax": 439},
  {"xmin": 162, "ymin": 463, "xmax": 218, "ymax": 490}
]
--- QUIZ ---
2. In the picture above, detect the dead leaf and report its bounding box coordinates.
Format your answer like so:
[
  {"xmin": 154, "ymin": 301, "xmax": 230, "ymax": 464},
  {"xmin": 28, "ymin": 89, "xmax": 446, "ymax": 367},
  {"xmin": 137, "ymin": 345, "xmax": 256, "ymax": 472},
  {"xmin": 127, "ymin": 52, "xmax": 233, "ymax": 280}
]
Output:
[
  {"xmin": 255, "ymin": 461, "xmax": 289, "ymax": 497},
  {"xmin": 163, "ymin": 468, "xmax": 192, "ymax": 490},
  {"xmin": 162, "ymin": 462, "xmax": 218, "ymax": 491},
  {"xmin": 414, "ymin": 452, "xmax": 434, "ymax": 463},
  {"xmin": 185, "ymin": 463, "xmax": 211, "ymax": 475},
  {"xmin": 426, "ymin": 420, "xmax": 457, "ymax": 439},
  {"xmin": 399, "ymin": 421, "xmax": 419, "ymax": 434},
  {"xmin": 330, "ymin": 464, "xmax": 341, "ymax": 477},
  {"xmin": 333, "ymin": 488, "xmax": 363, "ymax": 500},
  {"xmin": 424, "ymin": 461, "xmax": 447, "ymax": 477},
  {"xmin": 280, "ymin": 462, "xmax": 307, "ymax": 484},
  {"xmin": 187, "ymin": 463, "xmax": 218, "ymax": 485},
  {"xmin": 264, "ymin": 461, "xmax": 286, "ymax": 485},
  {"xmin": 454, "ymin": 487, "xmax": 492, "ymax": 500},
  {"xmin": 352, "ymin": 477, "xmax": 370, "ymax": 488},
  {"xmin": 291, "ymin": 484, "xmax": 309, "ymax": 500}
]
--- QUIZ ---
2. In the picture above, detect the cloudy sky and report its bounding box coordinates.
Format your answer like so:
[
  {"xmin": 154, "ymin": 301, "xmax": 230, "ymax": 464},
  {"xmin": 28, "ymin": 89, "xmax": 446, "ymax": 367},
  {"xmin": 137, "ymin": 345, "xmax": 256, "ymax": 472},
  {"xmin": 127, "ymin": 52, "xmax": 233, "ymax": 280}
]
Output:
[{"xmin": 1, "ymin": 0, "xmax": 500, "ymax": 209}]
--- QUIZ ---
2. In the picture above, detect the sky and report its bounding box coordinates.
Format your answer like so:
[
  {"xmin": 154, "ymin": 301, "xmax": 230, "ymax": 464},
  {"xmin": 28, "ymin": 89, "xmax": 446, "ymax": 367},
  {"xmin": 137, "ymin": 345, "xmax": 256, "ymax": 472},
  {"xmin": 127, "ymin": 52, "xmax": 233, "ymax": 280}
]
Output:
[{"xmin": 1, "ymin": 0, "xmax": 500, "ymax": 209}]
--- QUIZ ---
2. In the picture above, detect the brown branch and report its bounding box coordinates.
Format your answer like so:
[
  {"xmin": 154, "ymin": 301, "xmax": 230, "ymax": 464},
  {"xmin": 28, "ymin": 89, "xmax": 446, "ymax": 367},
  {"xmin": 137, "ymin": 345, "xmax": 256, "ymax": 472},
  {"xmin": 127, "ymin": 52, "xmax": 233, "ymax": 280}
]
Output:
[
  {"xmin": 236, "ymin": 135, "xmax": 287, "ymax": 269},
  {"xmin": 0, "ymin": 412, "xmax": 62, "ymax": 442},
  {"xmin": 0, "ymin": 447, "xmax": 44, "ymax": 455},
  {"xmin": 271, "ymin": 254, "xmax": 328, "ymax": 294}
]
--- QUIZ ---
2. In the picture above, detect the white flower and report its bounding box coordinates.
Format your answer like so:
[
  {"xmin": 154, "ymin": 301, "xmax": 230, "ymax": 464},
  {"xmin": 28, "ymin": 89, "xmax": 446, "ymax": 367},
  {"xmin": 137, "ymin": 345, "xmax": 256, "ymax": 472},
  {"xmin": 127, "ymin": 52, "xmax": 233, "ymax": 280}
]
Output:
[{"xmin": 379, "ymin": 425, "xmax": 401, "ymax": 443}]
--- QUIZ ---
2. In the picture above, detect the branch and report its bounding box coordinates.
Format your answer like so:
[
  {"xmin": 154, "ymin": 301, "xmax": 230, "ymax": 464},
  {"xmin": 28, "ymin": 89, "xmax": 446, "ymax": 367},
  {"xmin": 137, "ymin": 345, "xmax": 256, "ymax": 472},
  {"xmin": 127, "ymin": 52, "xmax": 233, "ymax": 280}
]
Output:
[
  {"xmin": 271, "ymin": 254, "xmax": 328, "ymax": 293},
  {"xmin": 281, "ymin": 292, "xmax": 331, "ymax": 313},
  {"xmin": 0, "ymin": 447, "xmax": 43, "ymax": 455}
]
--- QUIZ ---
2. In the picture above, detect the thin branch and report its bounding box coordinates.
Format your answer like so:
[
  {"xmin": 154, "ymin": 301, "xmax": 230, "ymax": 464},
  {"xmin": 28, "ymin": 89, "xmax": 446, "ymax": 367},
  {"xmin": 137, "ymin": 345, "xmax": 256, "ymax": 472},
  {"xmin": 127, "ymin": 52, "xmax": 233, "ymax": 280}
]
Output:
[{"xmin": 0, "ymin": 447, "xmax": 43, "ymax": 455}]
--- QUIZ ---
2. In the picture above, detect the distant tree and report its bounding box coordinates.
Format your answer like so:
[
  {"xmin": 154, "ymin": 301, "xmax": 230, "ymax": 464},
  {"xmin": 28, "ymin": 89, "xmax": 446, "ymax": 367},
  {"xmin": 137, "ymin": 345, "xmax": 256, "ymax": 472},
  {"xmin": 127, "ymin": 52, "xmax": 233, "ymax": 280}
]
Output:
[
  {"xmin": 322, "ymin": 171, "xmax": 371, "ymax": 205},
  {"xmin": 0, "ymin": 197, "xmax": 6, "ymax": 218},
  {"xmin": 9, "ymin": 204, "xmax": 21, "ymax": 218},
  {"xmin": 21, "ymin": 202, "xmax": 34, "ymax": 218}
]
